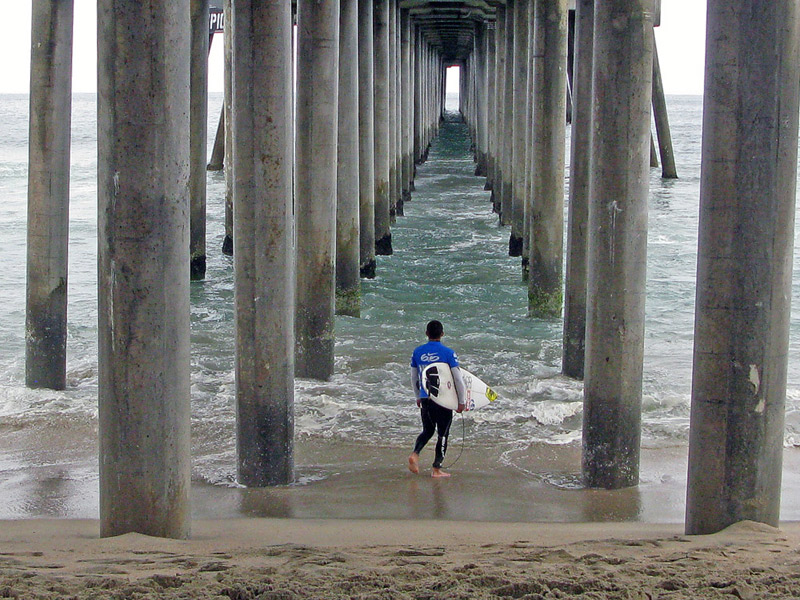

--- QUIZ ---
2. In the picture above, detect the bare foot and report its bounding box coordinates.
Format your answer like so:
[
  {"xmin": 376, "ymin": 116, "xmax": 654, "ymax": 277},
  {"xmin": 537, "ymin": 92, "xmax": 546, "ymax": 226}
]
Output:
[
  {"xmin": 408, "ymin": 453, "xmax": 419, "ymax": 474},
  {"xmin": 431, "ymin": 468, "xmax": 451, "ymax": 478}
]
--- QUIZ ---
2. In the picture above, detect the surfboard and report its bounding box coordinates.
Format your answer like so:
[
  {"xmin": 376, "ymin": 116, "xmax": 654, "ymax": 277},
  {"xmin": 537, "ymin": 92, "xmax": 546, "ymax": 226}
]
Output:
[{"xmin": 421, "ymin": 362, "xmax": 498, "ymax": 411}]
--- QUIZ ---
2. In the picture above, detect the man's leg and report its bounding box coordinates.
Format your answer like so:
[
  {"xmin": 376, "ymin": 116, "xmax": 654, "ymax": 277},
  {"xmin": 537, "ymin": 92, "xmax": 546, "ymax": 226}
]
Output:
[
  {"xmin": 431, "ymin": 405, "xmax": 453, "ymax": 477},
  {"xmin": 409, "ymin": 399, "xmax": 435, "ymax": 473}
]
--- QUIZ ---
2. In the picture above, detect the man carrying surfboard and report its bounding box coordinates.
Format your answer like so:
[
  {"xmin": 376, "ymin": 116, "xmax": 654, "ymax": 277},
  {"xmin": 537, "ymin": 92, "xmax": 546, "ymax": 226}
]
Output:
[{"xmin": 408, "ymin": 320, "xmax": 466, "ymax": 478}]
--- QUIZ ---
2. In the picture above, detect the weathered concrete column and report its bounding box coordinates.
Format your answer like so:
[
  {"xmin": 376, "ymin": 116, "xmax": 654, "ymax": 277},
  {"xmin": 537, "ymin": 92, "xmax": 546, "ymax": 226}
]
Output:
[
  {"xmin": 336, "ymin": 0, "xmax": 361, "ymax": 317},
  {"xmin": 296, "ymin": 0, "xmax": 340, "ymax": 380},
  {"xmin": 393, "ymin": 4, "xmax": 404, "ymax": 216},
  {"xmin": 474, "ymin": 21, "xmax": 489, "ymax": 177},
  {"xmin": 231, "ymin": 0, "xmax": 295, "ymax": 486},
  {"xmin": 686, "ymin": 0, "xmax": 800, "ymax": 535},
  {"xmin": 485, "ymin": 22, "xmax": 497, "ymax": 191},
  {"xmin": 387, "ymin": 0, "xmax": 399, "ymax": 220},
  {"xmin": 562, "ymin": 0, "xmax": 593, "ymax": 379},
  {"xmin": 522, "ymin": 0, "xmax": 535, "ymax": 275},
  {"xmin": 649, "ymin": 133, "xmax": 659, "ymax": 168},
  {"xmin": 528, "ymin": 0, "xmax": 568, "ymax": 316},
  {"xmin": 651, "ymin": 39, "xmax": 677, "ymax": 179},
  {"xmin": 500, "ymin": 0, "xmax": 515, "ymax": 226},
  {"xmin": 97, "ymin": 0, "xmax": 191, "ymax": 538},
  {"xmin": 26, "ymin": 0, "xmax": 74, "ymax": 391},
  {"xmin": 400, "ymin": 9, "xmax": 413, "ymax": 204},
  {"xmin": 413, "ymin": 27, "xmax": 423, "ymax": 164},
  {"xmin": 374, "ymin": 0, "xmax": 393, "ymax": 255},
  {"xmin": 419, "ymin": 42, "xmax": 429, "ymax": 160},
  {"xmin": 509, "ymin": 0, "xmax": 529, "ymax": 257},
  {"xmin": 582, "ymin": 0, "xmax": 653, "ymax": 489},
  {"xmin": 222, "ymin": 0, "xmax": 234, "ymax": 256},
  {"xmin": 358, "ymin": 0, "xmax": 377, "ymax": 278},
  {"xmin": 190, "ymin": 0, "xmax": 209, "ymax": 281},
  {"xmin": 492, "ymin": 5, "xmax": 506, "ymax": 214},
  {"xmin": 207, "ymin": 105, "xmax": 225, "ymax": 170}
]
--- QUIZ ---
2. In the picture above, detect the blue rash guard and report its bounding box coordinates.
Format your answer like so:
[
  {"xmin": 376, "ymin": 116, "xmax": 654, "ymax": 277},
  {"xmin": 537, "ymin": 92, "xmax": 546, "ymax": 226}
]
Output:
[{"xmin": 410, "ymin": 340, "xmax": 460, "ymax": 400}]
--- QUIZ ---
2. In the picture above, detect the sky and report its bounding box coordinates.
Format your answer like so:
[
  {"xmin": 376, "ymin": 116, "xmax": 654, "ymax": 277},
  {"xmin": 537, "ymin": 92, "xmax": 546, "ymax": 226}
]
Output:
[{"xmin": 0, "ymin": 1, "xmax": 706, "ymax": 96}]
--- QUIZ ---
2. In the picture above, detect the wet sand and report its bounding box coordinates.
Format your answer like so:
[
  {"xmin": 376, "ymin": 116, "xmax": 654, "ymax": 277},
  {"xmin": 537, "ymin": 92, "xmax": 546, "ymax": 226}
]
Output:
[
  {"xmin": 2, "ymin": 519, "xmax": 800, "ymax": 598},
  {"xmin": 5, "ymin": 421, "xmax": 800, "ymax": 524},
  {"xmin": 4, "ymin": 425, "xmax": 800, "ymax": 597}
]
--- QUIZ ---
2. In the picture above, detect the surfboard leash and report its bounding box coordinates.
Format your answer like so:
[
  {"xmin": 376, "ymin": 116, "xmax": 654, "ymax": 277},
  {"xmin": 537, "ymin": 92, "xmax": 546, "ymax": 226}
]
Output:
[{"xmin": 442, "ymin": 412, "xmax": 466, "ymax": 469}]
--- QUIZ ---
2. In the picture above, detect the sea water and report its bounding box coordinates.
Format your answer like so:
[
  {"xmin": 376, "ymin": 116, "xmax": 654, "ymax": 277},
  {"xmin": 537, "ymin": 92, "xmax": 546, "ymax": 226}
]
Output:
[{"xmin": 2, "ymin": 93, "xmax": 800, "ymax": 518}]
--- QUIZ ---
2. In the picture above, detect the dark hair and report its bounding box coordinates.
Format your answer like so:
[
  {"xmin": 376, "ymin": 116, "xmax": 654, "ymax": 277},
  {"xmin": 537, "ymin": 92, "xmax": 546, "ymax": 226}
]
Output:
[{"xmin": 426, "ymin": 320, "xmax": 444, "ymax": 339}]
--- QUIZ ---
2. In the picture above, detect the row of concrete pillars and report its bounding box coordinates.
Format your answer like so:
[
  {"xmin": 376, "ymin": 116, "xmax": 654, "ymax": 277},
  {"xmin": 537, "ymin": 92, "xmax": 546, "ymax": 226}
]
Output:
[
  {"xmin": 24, "ymin": 0, "xmax": 800, "ymax": 539},
  {"xmin": 25, "ymin": 0, "xmax": 445, "ymax": 538},
  {"xmin": 459, "ymin": 0, "xmax": 800, "ymax": 535}
]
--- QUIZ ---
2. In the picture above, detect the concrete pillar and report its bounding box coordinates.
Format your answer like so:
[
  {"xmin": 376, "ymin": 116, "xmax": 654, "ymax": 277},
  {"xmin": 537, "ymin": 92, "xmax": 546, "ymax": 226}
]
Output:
[
  {"xmin": 685, "ymin": 0, "xmax": 800, "ymax": 535},
  {"xmin": 509, "ymin": 0, "xmax": 529, "ymax": 257},
  {"xmin": 651, "ymin": 39, "xmax": 677, "ymax": 179},
  {"xmin": 474, "ymin": 21, "xmax": 489, "ymax": 177},
  {"xmin": 485, "ymin": 22, "xmax": 497, "ymax": 191},
  {"xmin": 420, "ymin": 41, "xmax": 428, "ymax": 160},
  {"xmin": 231, "ymin": 0, "xmax": 295, "ymax": 486},
  {"xmin": 190, "ymin": 0, "xmax": 209, "ymax": 281},
  {"xmin": 222, "ymin": 0, "xmax": 234, "ymax": 256},
  {"xmin": 207, "ymin": 105, "xmax": 225, "ymax": 170},
  {"xmin": 413, "ymin": 27, "xmax": 423, "ymax": 164},
  {"xmin": 582, "ymin": 0, "xmax": 653, "ymax": 489},
  {"xmin": 528, "ymin": 0, "xmax": 568, "ymax": 316},
  {"xmin": 374, "ymin": 0, "xmax": 393, "ymax": 255},
  {"xmin": 97, "ymin": 0, "xmax": 191, "ymax": 538},
  {"xmin": 566, "ymin": 9, "xmax": 575, "ymax": 123},
  {"xmin": 26, "ymin": 0, "xmax": 74, "ymax": 391},
  {"xmin": 358, "ymin": 0, "xmax": 377, "ymax": 278},
  {"xmin": 296, "ymin": 0, "xmax": 340, "ymax": 380},
  {"xmin": 393, "ymin": 4, "xmax": 404, "ymax": 216},
  {"xmin": 492, "ymin": 6, "xmax": 506, "ymax": 215},
  {"xmin": 649, "ymin": 133, "xmax": 659, "ymax": 168},
  {"xmin": 562, "ymin": 0, "xmax": 593, "ymax": 380},
  {"xmin": 336, "ymin": 0, "xmax": 361, "ymax": 317},
  {"xmin": 425, "ymin": 45, "xmax": 432, "ymax": 154},
  {"xmin": 522, "ymin": 0, "xmax": 535, "ymax": 275},
  {"xmin": 401, "ymin": 9, "xmax": 413, "ymax": 204},
  {"xmin": 500, "ymin": 0, "xmax": 515, "ymax": 226},
  {"xmin": 387, "ymin": 0, "xmax": 398, "ymax": 220}
]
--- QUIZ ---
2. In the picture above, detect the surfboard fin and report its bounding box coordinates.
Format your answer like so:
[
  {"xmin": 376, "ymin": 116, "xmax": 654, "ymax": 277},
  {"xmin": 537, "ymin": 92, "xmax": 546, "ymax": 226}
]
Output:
[{"xmin": 485, "ymin": 387, "xmax": 498, "ymax": 402}]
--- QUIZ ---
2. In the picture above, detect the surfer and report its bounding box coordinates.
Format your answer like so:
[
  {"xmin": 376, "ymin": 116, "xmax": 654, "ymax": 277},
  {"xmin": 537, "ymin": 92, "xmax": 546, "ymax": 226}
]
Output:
[{"xmin": 408, "ymin": 320, "xmax": 466, "ymax": 478}]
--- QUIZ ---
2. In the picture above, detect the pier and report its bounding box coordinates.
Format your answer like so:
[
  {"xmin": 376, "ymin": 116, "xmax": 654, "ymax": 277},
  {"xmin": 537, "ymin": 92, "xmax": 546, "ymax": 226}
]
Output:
[{"xmin": 23, "ymin": 0, "xmax": 800, "ymax": 538}]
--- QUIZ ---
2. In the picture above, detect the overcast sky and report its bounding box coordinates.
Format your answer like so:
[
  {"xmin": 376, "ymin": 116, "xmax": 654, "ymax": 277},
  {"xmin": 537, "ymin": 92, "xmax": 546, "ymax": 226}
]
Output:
[{"xmin": 0, "ymin": 1, "xmax": 706, "ymax": 96}]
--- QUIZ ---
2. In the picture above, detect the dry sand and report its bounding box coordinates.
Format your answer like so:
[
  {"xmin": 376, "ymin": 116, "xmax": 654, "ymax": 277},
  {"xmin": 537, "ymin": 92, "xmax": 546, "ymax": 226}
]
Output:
[{"xmin": 2, "ymin": 518, "xmax": 800, "ymax": 599}]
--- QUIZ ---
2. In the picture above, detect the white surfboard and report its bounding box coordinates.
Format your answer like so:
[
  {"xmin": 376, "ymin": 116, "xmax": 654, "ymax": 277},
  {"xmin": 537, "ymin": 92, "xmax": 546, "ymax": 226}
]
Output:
[{"xmin": 421, "ymin": 362, "xmax": 498, "ymax": 411}]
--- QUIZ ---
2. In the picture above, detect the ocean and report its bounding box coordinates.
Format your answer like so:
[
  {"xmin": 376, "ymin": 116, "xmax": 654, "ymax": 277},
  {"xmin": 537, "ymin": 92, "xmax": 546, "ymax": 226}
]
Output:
[{"xmin": 2, "ymin": 92, "xmax": 800, "ymax": 522}]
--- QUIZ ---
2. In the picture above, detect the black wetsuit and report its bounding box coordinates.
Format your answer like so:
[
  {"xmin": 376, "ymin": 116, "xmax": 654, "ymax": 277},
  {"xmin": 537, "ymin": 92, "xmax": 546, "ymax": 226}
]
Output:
[{"xmin": 413, "ymin": 398, "xmax": 453, "ymax": 469}]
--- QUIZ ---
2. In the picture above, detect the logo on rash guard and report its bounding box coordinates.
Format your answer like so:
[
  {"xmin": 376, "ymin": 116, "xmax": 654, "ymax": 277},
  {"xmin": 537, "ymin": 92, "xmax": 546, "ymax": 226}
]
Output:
[{"xmin": 420, "ymin": 353, "xmax": 440, "ymax": 362}]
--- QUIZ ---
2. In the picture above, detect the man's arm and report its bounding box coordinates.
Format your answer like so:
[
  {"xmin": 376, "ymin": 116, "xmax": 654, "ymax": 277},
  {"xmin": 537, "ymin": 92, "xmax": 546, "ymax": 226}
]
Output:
[
  {"xmin": 451, "ymin": 366, "xmax": 467, "ymax": 413},
  {"xmin": 411, "ymin": 367, "xmax": 421, "ymax": 407}
]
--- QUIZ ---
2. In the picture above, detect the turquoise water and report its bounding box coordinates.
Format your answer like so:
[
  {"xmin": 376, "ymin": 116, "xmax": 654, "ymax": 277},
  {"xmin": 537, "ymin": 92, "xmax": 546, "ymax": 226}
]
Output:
[{"xmin": 2, "ymin": 93, "xmax": 800, "ymax": 515}]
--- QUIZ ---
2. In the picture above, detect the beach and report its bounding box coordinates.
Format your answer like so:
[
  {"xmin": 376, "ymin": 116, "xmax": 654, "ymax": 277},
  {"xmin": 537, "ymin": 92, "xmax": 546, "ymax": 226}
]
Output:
[{"xmin": 2, "ymin": 518, "xmax": 800, "ymax": 599}]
